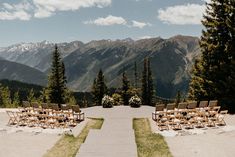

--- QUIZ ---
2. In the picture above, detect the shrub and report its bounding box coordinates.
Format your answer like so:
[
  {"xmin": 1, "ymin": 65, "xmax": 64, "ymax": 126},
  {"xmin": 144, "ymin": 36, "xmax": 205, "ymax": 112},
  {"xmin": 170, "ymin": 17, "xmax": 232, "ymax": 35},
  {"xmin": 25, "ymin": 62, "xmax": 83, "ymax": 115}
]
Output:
[
  {"xmin": 102, "ymin": 95, "xmax": 114, "ymax": 108},
  {"xmin": 112, "ymin": 93, "xmax": 122, "ymax": 106},
  {"xmin": 129, "ymin": 95, "xmax": 141, "ymax": 108}
]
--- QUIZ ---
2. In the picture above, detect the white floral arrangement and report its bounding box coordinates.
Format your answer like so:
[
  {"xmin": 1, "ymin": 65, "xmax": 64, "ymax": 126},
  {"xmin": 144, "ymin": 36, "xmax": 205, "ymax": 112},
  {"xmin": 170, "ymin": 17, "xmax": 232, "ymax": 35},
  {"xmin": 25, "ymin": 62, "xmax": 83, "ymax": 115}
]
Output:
[
  {"xmin": 102, "ymin": 95, "xmax": 114, "ymax": 108},
  {"xmin": 129, "ymin": 95, "xmax": 142, "ymax": 107}
]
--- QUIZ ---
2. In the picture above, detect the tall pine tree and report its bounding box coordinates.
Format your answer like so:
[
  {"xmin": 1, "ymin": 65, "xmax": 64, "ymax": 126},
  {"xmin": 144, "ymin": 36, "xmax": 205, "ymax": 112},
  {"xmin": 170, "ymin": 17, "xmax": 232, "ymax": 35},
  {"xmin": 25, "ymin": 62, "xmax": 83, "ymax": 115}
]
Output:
[
  {"xmin": 47, "ymin": 44, "xmax": 67, "ymax": 107},
  {"xmin": 122, "ymin": 71, "xmax": 130, "ymax": 106},
  {"xmin": 134, "ymin": 61, "xmax": 138, "ymax": 88},
  {"xmin": 141, "ymin": 57, "xmax": 154, "ymax": 105},
  {"xmin": 147, "ymin": 58, "xmax": 154, "ymax": 106},
  {"xmin": 189, "ymin": 0, "xmax": 235, "ymax": 111},
  {"xmin": 92, "ymin": 69, "xmax": 107, "ymax": 106},
  {"xmin": 142, "ymin": 58, "xmax": 148, "ymax": 105}
]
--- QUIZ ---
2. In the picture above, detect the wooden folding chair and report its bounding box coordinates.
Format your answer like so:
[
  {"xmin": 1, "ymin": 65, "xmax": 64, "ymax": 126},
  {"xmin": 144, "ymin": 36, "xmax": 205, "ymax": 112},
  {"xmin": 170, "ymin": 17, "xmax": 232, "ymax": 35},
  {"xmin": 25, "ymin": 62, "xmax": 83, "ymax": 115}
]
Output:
[
  {"xmin": 198, "ymin": 100, "xmax": 208, "ymax": 108},
  {"xmin": 6, "ymin": 111, "xmax": 18, "ymax": 125},
  {"xmin": 22, "ymin": 101, "xmax": 31, "ymax": 112},
  {"xmin": 166, "ymin": 103, "xmax": 176, "ymax": 118},
  {"xmin": 187, "ymin": 101, "xmax": 197, "ymax": 112},
  {"xmin": 216, "ymin": 110, "xmax": 228, "ymax": 126},
  {"xmin": 15, "ymin": 112, "xmax": 28, "ymax": 126},
  {"xmin": 208, "ymin": 100, "xmax": 218, "ymax": 108},
  {"xmin": 31, "ymin": 102, "xmax": 41, "ymax": 113},
  {"xmin": 170, "ymin": 118, "xmax": 182, "ymax": 130},
  {"xmin": 195, "ymin": 110, "xmax": 207, "ymax": 128},
  {"xmin": 157, "ymin": 115, "xmax": 169, "ymax": 131},
  {"xmin": 152, "ymin": 104, "xmax": 165, "ymax": 121},
  {"xmin": 177, "ymin": 102, "xmax": 188, "ymax": 111},
  {"xmin": 72, "ymin": 105, "xmax": 85, "ymax": 122}
]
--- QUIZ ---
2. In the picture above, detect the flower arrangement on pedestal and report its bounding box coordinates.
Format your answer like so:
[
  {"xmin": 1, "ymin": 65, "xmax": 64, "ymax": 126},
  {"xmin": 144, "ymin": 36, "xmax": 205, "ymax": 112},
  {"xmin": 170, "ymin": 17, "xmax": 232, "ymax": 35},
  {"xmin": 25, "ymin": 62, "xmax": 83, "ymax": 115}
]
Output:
[
  {"xmin": 129, "ymin": 95, "xmax": 141, "ymax": 108},
  {"xmin": 102, "ymin": 95, "xmax": 114, "ymax": 108}
]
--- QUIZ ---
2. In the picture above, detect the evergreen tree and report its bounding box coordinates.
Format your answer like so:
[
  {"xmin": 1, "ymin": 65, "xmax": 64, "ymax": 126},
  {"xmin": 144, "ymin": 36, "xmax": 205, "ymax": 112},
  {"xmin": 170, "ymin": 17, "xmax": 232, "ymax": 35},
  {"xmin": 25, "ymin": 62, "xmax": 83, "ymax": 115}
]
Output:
[
  {"xmin": 134, "ymin": 61, "xmax": 138, "ymax": 88},
  {"xmin": 1, "ymin": 87, "xmax": 12, "ymax": 108},
  {"xmin": 39, "ymin": 88, "xmax": 49, "ymax": 103},
  {"xmin": 91, "ymin": 78, "xmax": 99, "ymax": 105},
  {"xmin": 12, "ymin": 91, "xmax": 20, "ymax": 108},
  {"xmin": 175, "ymin": 90, "xmax": 181, "ymax": 105},
  {"xmin": 224, "ymin": 0, "xmax": 235, "ymax": 111},
  {"xmin": 141, "ymin": 58, "xmax": 148, "ymax": 105},
  {"xmin": 46, "ymin": 44, "xmax": 67, "ymax": 107},
  {"xmin": 141, "ymin": 57, "xmax": 154, "ymax": 105},
  {"xmin": 122, "ymin": 71, "xmax": 130, "ymax": 106},
  {"xmin": 27, "ymin": 89, "xmax": 36, "ymax": 103},
  {"xmin": 188, "ymin": 59, "xmax": 207, "ymax": 100},
  {"xmin": 82, "ymin": 95, "xmax": 88, "ymax": 108},
  {"xmin": 147, "ymin": 58, "xmax": 154, "ymax": 106},
  {"xmin": 92, "ymin": 69, "xmax": 107, "ymax": 106},
  {"xmin": 189, "ymin": 0, "xmax": 235, "ymax": 111},
  {"xmin": 0, "ymin": 84, "xmax": 3, "ymax": 108}
]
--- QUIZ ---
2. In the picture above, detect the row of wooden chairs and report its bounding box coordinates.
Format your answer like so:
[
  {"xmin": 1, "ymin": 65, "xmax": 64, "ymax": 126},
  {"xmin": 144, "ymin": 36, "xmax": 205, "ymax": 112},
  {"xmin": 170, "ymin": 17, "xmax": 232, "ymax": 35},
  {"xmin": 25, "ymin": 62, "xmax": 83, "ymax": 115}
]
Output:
[
  {"xmin": 152, "ymin": 100, "xmax": 228, "ymax": 131},
  {"xmin": 6, "ymin": 101, "xmax": 85, "ymax": 129}
]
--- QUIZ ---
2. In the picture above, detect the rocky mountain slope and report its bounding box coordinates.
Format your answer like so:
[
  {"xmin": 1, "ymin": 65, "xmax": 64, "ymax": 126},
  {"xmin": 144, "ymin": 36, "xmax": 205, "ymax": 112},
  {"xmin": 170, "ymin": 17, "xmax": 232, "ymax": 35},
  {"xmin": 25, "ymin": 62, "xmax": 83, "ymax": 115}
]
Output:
[
  {"xmin": 0, "ymin": 41, "xmax": 83, "ymax": 72},
  {"xmin": 0, "ymin": 60, "xmax": 47, "ymax": 86},
  {"xmin": 64, "ymin": 35, "xmax": 200, "ymax": 97},
  {"xmin": 0, "ymin": 35, "xmax": 200, "ymax": 98}
]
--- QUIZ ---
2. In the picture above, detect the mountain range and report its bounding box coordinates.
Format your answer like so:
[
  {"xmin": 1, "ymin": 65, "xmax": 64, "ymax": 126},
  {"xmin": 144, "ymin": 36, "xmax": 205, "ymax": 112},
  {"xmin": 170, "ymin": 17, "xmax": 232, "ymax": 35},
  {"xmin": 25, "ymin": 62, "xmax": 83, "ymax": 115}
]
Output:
[{"xmin": 0, "ymin": 35, "xmax": 200, "ymax": 98}]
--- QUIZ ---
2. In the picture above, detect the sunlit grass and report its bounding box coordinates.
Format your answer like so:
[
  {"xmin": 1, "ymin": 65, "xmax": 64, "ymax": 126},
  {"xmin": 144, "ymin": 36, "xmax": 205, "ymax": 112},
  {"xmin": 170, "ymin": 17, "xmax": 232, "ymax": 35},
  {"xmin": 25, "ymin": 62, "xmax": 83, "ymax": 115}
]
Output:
[
  {"xmin": 133, "ymin": 118, "xmax": 172, "ymax": 157},
  {"xmin": 43, "ymin": 118, "xmax": 104, "ymax": 157}
]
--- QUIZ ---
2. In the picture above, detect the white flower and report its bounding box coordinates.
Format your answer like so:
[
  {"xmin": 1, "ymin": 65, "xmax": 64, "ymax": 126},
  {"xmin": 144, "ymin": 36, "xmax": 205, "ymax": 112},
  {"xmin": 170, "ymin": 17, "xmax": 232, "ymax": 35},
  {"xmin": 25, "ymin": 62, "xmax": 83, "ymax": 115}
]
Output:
[
  {"xmin": 129, "ymin": 95, "xmax": 141, "ymax": 107},
  {"xmin": 102, "ymin": 95, "xmax": 114, "ymax": 107}
]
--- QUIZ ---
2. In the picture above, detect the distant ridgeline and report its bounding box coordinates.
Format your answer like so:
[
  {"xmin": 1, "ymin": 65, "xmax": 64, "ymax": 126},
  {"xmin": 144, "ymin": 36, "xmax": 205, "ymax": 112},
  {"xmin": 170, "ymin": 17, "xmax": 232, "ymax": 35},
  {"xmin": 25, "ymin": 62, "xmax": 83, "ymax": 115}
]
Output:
[{"xmin": 0, "ymin": 79, "xmax": 93, "ymax": 107}]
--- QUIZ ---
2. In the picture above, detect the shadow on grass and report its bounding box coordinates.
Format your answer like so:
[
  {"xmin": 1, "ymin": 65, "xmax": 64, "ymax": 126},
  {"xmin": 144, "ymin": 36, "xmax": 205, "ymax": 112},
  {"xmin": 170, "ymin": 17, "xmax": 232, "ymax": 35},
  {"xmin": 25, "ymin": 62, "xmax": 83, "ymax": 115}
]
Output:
[{"xmin": 133, "ymin": 118, "xmax": 172, "ymax": 157}]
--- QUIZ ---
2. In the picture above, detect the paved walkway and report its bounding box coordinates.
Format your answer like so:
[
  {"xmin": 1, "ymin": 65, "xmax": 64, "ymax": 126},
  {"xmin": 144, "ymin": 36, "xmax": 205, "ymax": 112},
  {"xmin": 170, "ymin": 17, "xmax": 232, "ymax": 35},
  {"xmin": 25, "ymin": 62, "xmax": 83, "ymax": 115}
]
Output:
[{"xmin": 76, "ymin": 106, "xmax": 153, "ymax": 157}]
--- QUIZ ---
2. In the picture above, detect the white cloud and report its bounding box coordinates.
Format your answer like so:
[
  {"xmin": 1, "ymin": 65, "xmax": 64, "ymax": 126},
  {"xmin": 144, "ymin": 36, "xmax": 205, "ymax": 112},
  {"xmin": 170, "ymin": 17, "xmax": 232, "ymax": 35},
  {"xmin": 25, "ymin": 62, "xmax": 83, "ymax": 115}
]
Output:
[
  {"xmin": 0, "ymin": 1, "xmax": 32, "ymax": 20},
  {"xmin": 84, "ymin": 15, "xmax": 127, "ymax": 26},
  {"xmin": 0, "ymin": 0, "xmax": 111, "ymax": 20},
  {"xmin": 202, "ymin": 0, "xmax": 211, "ymax": 3},
  {"xmin": 33, "ymin": 0, "xmax": 111, "ymax": 18},
  {"xmin": 137, "ymin": 36, "xmax": 152, "ymax": 39},
  {"xmin": 131, "ymin": 20, "xmax": 151, "ymax": 28},
  {"xmin": 158, "ymin": 3, "xmax": 206, "ymax": 25}
]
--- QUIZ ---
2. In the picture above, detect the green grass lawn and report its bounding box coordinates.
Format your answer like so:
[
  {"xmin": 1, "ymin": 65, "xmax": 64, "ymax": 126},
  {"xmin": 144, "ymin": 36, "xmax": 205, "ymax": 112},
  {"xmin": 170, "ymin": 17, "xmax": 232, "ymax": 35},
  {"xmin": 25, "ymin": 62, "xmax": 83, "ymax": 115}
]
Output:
[
  {"xmin": 133, "ymin": 118, "xmax": 172, "ymax": 157},
  {"xmin": 43, "ymin": 118, "xmax": 104, "ymax": 157}
]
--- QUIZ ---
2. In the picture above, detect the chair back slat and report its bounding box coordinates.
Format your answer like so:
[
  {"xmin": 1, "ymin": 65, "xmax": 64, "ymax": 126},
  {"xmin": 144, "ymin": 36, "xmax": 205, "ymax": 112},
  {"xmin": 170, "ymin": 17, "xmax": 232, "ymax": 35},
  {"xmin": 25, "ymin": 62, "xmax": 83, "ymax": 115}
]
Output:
[
  {"xmin": 23, "ymin": 101, "xmax": 31, "ymax": 108},
  {"xmin": 61, "ymin": 104, "xmax": 71, "ymax": 111},
  {"xmin": 41, "ymin": 103, "xmax": 49, "ymax": 109},
  {"xmin": 178, "ymin": 102, "xmax": 188, "ymax": 109},
  {"xmin": 166, "ymin": 103, "xmax": 175, "ymax": 110},
  {"xmin": 72, "ymin": 105, "xmax": 81, "ymax": 113},
  {"xmin": 208, "ymin": 100, "xmax": 218, "ymax": 108},
  {"xmin": 31, "ymin": 102, "xmax": 39, "ymax": 108},
  {"xmin": 155, "ymin": 104, "xmax": 165, "ymax": 112},
  {"xmin": 199, "ymin": 101, "xmax": 208, "ymax": 108},
  {"xmin": 50, "ymin": 104, "xmax": 60, "ymax": 111},
  {"xmin": 187, "ymin": 101, "xmax": 197, "ymax": 109}
]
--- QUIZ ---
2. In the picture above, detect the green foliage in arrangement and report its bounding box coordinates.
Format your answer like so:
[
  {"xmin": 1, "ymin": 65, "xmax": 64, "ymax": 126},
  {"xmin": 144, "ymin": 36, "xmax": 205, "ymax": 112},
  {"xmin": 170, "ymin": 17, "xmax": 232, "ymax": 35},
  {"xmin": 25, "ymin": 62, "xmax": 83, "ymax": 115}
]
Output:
[
  {"xmin": 188, "ymin": 0, "xmax": 235, "ymax": 112},
  {"xmin": 112, "ymin": 93, "xmax": 122, "ymax": 106}
]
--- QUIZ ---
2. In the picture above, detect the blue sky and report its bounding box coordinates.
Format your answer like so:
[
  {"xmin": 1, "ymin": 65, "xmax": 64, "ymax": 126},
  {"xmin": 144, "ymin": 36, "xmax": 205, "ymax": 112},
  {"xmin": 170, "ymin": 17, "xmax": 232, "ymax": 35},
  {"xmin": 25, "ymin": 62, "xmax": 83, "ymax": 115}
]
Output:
[{"xmin": 0, "ymin": 0, "xmax": 207, "ymax": 46}]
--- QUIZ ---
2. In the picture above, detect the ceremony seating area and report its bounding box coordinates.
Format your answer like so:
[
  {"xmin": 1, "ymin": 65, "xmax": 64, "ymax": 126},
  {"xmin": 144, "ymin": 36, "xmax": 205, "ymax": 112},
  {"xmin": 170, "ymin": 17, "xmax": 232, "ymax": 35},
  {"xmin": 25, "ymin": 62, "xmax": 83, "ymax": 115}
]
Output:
[
  {"xmin": 6, "ymin": 101, "xmax": 85, "ymax": 129},
  {"xmin": 152, "ymin": 100, "xmax": 228, "ymax": 131}
]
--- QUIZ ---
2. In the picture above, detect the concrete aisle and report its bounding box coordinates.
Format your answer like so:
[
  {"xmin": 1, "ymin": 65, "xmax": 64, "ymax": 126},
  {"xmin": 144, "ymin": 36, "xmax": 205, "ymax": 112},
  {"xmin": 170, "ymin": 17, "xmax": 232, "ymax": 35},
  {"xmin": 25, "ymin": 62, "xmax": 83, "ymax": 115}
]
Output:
[{"xmin": 76, "ymin": 106, "xmax": 154, "ymax": 157}]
